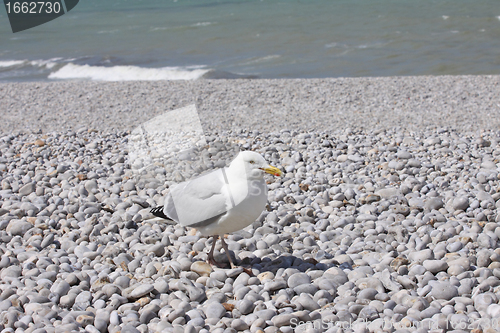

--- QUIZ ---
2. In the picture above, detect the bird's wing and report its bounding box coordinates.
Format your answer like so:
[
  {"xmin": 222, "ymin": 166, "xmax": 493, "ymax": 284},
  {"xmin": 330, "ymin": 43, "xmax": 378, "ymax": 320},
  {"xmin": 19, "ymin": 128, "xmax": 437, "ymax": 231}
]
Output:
[{"xmin": 163, "ymin": 169, "xmax": 230, "ymax": 227}]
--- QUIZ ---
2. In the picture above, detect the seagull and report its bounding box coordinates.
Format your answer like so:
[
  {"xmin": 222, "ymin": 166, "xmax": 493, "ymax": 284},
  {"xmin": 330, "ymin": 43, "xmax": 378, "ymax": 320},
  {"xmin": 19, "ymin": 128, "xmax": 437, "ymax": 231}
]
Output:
[{"xmin": 151, "ymin": 151, "xmax": 282, "ymax": 268}]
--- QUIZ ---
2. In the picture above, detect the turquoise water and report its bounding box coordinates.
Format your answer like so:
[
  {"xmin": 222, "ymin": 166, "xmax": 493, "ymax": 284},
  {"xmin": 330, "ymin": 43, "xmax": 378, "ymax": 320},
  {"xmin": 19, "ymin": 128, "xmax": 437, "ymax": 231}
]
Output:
[{"xmin": 1, "ymin": 0, "xmax": 500, "ymax": 81}]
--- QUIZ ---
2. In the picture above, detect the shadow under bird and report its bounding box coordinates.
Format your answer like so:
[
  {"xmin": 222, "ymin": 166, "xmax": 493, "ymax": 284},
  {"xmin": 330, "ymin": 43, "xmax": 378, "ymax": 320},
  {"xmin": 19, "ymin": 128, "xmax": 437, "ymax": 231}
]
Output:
[{"xmin": 151, "ymin": 151, "xmax": 283, "ymax": 268}]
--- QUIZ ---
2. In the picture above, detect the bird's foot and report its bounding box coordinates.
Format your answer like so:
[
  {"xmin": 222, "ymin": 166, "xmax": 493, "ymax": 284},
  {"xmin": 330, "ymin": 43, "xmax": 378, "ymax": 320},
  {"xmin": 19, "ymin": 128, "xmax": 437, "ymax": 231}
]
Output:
[{"xmin": 242, "ymin": 267, "xmax": 253, "ymax": 275}]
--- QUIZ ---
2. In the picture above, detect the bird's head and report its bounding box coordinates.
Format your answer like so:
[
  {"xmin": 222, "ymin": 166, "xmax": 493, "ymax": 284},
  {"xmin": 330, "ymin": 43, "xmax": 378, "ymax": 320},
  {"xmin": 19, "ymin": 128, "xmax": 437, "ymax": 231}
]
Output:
[{"xmin": 230, "ymin": 151, "xmax": 283, "ymax": 179}]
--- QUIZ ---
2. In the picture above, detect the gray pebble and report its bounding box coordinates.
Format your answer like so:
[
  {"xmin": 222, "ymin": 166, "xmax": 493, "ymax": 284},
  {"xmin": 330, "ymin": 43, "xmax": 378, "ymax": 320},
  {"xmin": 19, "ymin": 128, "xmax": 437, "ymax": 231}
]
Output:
[
  {"xmin": 237, "ymin": 299, "xmax": 254, "ymax": 315},
  {"xmin": 6, "ymin": 220, "xmax": 32, "ymax": 236},
  {"xmin": 231, "ymin": 319, "xmax": 249, "ymax": 331},
  {"xmin": 0, "ymin": 265, "xmax": 21, "ymax": 279},
  {"xmin": 265, "ymin": 280, "xmax": 287, "ymax": 292},
  {"xmin": 452, "ymin": 196, "xmax": 469, "ymax": 211},
  {"xmin": 73, "ymin": 291, "xmax": 91, "ymax": 310},
  {"xmin": 430, "ymin": 282, "xmax": 458, "ymax": 300},
  {"xmin": 358, "ymin": 288, "xmax": 378, "ymax": 301},
  {"xmin": 423, "ymin": 260, "xmax": 449, "ymax": 274},
  {"xmin": 121, "ymin": 325, "xmax": 141, "ymax": 333},
  {"xmin": 297, "ymin": 293, "xmax": 320, "ymax": 311},
  {"xmin": 19, "ymin": 183, "xmax": 36, "ymax": 196},
  {"xmin": 287, "ymin": 273, "xmax": 311, "ymax": 288},
  {"xmin": 425, "ymin": 197, "xmax": 444, "ymax": 211},
  {"xmin": 473, "ymin": 292, "xmax": 496, "ymax": 312},
  {"xmin": 205, "ymin": 302, "xmax": 226, "ymax": 319},
  {"xmin": 272, "ymin": 313, "xmax": 296, "ymax": 327},
  {"xmin": 129, "ymin": 284, "xmax": 154, "ymax": 299}
]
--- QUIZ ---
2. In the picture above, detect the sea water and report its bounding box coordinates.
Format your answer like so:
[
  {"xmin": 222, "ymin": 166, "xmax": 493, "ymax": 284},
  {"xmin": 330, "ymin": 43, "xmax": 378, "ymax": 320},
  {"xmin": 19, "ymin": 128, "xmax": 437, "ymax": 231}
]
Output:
[{"xmin": 0, "ymin": 0, "xmax": 499, "ymax": 82}]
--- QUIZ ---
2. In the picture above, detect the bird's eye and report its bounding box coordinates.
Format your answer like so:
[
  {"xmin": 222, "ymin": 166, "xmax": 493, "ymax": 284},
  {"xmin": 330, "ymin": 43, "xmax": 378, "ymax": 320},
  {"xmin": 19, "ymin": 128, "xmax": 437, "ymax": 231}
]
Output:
[{"xmin": 249, "ymin": 160, "xmax": 255, "ymax": 164}]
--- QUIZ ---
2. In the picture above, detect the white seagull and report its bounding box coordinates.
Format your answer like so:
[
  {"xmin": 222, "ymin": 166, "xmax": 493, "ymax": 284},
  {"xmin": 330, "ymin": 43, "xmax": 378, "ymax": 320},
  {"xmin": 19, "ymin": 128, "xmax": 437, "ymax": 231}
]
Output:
[{"xmin": 151, "ymin": 151, "xmax": 282, "ymax": 268}]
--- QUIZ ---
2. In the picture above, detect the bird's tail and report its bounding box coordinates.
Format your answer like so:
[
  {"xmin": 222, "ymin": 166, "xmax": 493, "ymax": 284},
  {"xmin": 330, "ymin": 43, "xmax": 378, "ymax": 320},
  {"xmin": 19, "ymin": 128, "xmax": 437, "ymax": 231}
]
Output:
[{"xmin": 150, "ymin": 206, "xmax": 169, "ymax": 220}]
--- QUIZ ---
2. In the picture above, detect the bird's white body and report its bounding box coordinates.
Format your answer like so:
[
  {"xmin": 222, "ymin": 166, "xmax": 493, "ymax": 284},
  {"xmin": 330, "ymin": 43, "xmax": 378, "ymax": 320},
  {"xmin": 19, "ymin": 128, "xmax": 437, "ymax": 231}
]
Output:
[
  {"xmin": 197, "ymin": 172, "xmax": 268, "ymax": 236},
  {"xmin": 162, "ymin": 151, "xmax": 271, "ymax": 235}
]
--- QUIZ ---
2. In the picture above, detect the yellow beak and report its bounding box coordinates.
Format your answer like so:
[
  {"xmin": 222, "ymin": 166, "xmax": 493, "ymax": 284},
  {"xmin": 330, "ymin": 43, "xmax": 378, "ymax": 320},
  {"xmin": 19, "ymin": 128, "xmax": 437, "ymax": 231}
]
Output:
[{"xmin": 262, "ymin": 165, "xmax": 283, "ymax": 177}]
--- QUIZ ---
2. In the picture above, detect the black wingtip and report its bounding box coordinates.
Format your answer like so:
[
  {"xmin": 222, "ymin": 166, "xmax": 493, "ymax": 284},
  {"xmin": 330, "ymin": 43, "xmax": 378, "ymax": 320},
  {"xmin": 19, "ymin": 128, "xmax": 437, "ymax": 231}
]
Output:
[{"xmin": 150, "ymin": 206, "xmax": 168, "ymax": 219}]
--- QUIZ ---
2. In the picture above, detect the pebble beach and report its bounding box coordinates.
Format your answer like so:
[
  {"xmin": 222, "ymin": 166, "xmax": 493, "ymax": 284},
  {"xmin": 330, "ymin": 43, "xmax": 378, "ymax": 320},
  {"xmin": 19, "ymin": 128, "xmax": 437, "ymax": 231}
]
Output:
[{"xmin": 1, "ymin": 76, "xmax": 500, "ymax": 333}]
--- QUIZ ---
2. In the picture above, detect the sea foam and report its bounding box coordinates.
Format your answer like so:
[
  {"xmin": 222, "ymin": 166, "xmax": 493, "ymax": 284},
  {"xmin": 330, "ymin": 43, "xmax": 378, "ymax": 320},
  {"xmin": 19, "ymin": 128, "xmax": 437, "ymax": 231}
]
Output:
[
  {"xmin": 48, "ymin": 63, "xmax": 210, "ymax": 81},
  {"xmin": 0, "ymin": 60, "xmax": 26, "ymax": 67},
  {"xmin": 0, "ymin": 59, "xmax": 61, "ymax": 69}
]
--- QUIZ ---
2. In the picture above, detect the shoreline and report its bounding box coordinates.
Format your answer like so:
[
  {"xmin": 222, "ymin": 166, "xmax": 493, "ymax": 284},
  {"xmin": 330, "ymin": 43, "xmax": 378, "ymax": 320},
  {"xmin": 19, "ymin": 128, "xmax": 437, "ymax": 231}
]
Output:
[{"xmin": 1, "ymin": 75, "xmax": 499, "ymax": 135}]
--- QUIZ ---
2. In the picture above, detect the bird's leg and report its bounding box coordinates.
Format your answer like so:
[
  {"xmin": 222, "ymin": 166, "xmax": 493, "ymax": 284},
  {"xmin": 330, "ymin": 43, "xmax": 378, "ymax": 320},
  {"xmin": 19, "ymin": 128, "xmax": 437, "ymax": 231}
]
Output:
[
  {"xmin": 207, "ymin": 235, "xmax": 226, "ymax": 268},
  {"xmin": 220, "ymin": 236, "xmax": 235, "ymax": 269},
  {"xmin": 207, "ymin": 235, "xmax": 219, "ymax": 266}
]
